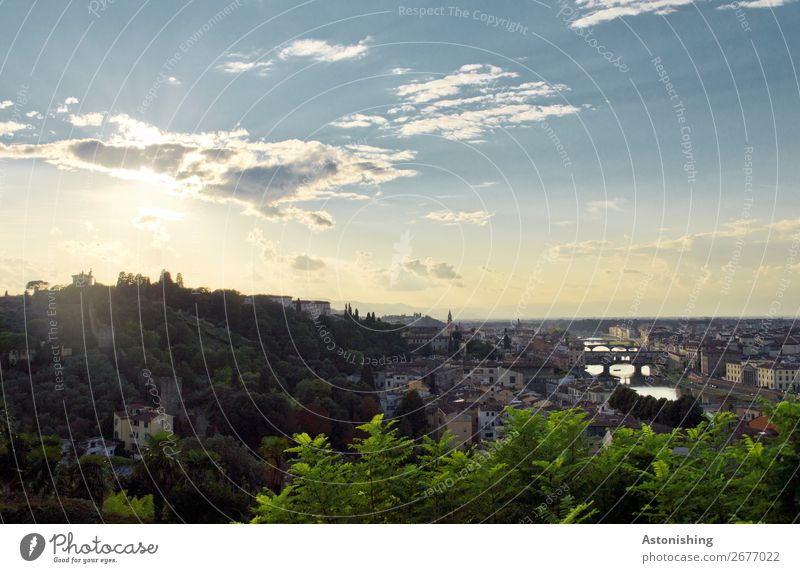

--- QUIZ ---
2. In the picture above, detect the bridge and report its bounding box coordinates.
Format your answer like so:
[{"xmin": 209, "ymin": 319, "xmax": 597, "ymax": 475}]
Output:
[{"xmin": 580, "ymin": 338, "xmax": 662, "ymax": 381}]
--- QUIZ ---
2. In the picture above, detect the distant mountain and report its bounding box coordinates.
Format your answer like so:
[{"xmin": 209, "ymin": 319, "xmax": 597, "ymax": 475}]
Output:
[{"xmin": 380, "ymin": 314, "xmax": 446, "ymax": 328}]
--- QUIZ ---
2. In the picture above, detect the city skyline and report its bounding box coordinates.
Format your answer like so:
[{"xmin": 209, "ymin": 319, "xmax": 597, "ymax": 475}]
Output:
[{"xmin": 1, "ymin": 0, "xmax": 799, "ymax": 318}]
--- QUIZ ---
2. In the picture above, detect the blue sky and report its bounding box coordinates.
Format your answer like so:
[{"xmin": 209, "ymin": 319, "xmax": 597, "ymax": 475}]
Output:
[{"xmin": 1, "ymin": 0, "xmax": 799, "ymax": 318}]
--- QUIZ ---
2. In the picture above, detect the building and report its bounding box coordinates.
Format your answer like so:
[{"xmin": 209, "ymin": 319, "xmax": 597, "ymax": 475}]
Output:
[
  {"xmin": 113, "ymin": 403, "xmax": 175, "ymax": 454},
  {"xmin": 266, "ymin": 295, "xmax": 293, "ymax": 308},
  {"xmin": 755, "ymin": 363, "xmax": 800, "ymax": 391},
  {"xmin": 609, "ymin": 325, "xmax": 634, "ymax": 340},
  {"xmin": 725, "ymin": 361, "xmax": 757, "ymax": 385},
  {"xmin": 433, "ymin": 402, "xmax": 474, "ymax": 449},
  {"xmin": 82, "ymin": 437, "xmax": 117, "ymax": 457},
  {"xmin": 464, "ymin": 363, "xmax": 523, "ymax": 389},
  {"xmin": 401, "ymin": 325, "xmax": 450, "ymax": 354},
  {"xmin": 725, "ymin": 360, "xmax": 800, "ymax": 391},
  {"xmin": 477, "ymin": 402, "xmax": 505, "ymax": 442},
  {"xmin": 72, "ymin": 269, "xmax": 95, "ymax": 287},
  {"xmin": 299, "ymin": 299, "xmax": 331, "ymax": 317},
  {"xmin": 700, "ymin": 345, "xmax": 740, "ymax": 377}
]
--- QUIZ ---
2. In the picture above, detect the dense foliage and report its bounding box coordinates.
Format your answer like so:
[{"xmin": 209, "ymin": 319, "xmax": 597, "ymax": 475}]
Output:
[
  {"xmin": 609, "ymin": 385, "xmax": 706, "ymax": 429},
  {"xmin": 252, "ymin": 401, "xmax": 800, "ymax": 523},
  {"xmin": 0, "ymin": 273, "xmax": 407, "ymax": 449}
]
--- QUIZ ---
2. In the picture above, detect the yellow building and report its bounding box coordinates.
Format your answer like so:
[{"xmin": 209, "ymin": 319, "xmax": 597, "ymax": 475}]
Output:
[
  {"xmin": 113, "ymin": 403, "xmax": 175, "ymax": 455},
  {"xmin": 434, "ymin": 405, "xmax": 474, "ymax": 449},
  {"xmin": 756, "ymin": 364, "xmax": 800, "ymax": 391},
  {"xmin": 726, "ymin": 360, "xmax": 800, "ymax": 391}
]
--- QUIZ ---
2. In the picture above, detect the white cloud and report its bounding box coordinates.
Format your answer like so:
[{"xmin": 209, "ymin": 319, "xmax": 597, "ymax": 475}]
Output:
[
  {"xmin": 391, "ymin": 67, "xmax": 412, "ymax": 75},
  {"xmin": 166, "ymin": 76, "xmax": 181, "ymax": 85},
  {"xmin": 570, "ymin": 0, "xmax": 696, "ymax": 28},
  {"xmin": 247, "ymin": 227, "xmax": 280, "ymax": 262},
  {"xmin": 0, "ymin": 121, "xmax": 29, "ymax": 136},
  {"xmin": 132, "ymin": 215, "xmax": 169, "ymax": 247},
  {"xmin": 68, "ymin": 112, "xmax": 105, "ymax": 127},
  {"xmin": 216, "ymin": 57, "xmax": 273, "ymax": 75},
  {"xmin": 718, "ymin": 0, "xmax": 796, "ymax": 8},
  {"xmin": 429, "ymin": 261, "xmax": 461, "ymax": 280},
  {"xmin": 25, "ymin": 111, "xmax": 42, "ymax": 119},
  {"xmin": 132, "ymin": 207, "xmax": 184, "ymax": 248},
  {"xmin": 0, "ymin": 100, "xmax": 13, "ymax": 110},
  {"xmin": 292, "ymin": 254, "xmax": 325, "ymax": 271},
  {"xmin": 569, "ymin": 0, "xmax": 791, "ymax": 29},
  {"xmin": 330, "ymin": 113, "xmax": 388, "ymax": 129},
  {"xmin": 403, "ymin": 257, "xmax": 461, "ymax": 280},
  {"xmin": 137, "ymin": 206, "xmax": 184, "ymax": 221},
  {"xmin": 55, "ymin": 96, "xmax": 79, "ymax": 114},
  {"xmin": 390, "ymin": 64, "xmax": 579, "ymax": 142},
  {"xmin": 586, "ymin": 198, "xmax": 626, "ymax": 214},
  {"xmin": 396, "ymin": 64, "xmax": 518, "ymax": 104},
  {"xmin": 767, "ymin": 218, "xmax": 800, "ymax": 236},
  {"xmin": 398, "ymin": 103, "xmax": 580, "ymax": 141},
  {"xmin": 0, "ymin": 113, "xmax": 416, "ymax": 231},
  {"xmin": 424, "ymin": 210, "xmax": 493, "ymax": 226},
  {"xmin": 279, "ymin": 37, "xmax": 370, "ymax": 62}
]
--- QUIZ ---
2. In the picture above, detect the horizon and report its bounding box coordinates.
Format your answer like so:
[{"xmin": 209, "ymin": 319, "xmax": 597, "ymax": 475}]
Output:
[{"xmin": 7, "ymin": 268, "xmax": 800, "ymax": 323}]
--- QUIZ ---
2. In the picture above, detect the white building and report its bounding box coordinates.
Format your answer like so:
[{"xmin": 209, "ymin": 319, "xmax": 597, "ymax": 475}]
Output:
[{"xmin": 477, "ymin": 403, "xmax": 504, "ymax": 442}]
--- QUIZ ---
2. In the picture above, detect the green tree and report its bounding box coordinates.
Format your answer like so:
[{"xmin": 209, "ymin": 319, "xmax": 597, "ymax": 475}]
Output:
[{"xmin": 131, "ymin": 432, "xmax": 181, "ymax": 523}]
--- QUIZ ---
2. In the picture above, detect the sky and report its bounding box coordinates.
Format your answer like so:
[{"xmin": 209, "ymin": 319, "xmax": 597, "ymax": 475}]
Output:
[{"xmin": 1, "ymin": 0, "xmax": 800, "ymax": 319}]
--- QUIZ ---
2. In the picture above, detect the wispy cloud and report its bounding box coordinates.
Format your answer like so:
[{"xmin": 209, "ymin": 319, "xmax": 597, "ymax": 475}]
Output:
[
  {"xmin": 216, "ymin": 53, "xmax": 273, "ymax": 76},
  {"xmin": 424, "ymin": 210, "xmax": 493, "ymax": 226},
  {"xmin": 217, "ymin": 37, "xmax": 370, "ymax": 77},
  {"xmin": 569, "ymin": 0, "xmax": 696, "ymax": 29},
  {"xmin": 330, "ymin": 113, "xmax": 388, "ymax": 129},
  {"xmin": 586, "ymin": 198, "xmax": 626, "ymax": 215},
  {"xmin": 396, "ymin": 63, "xmax": 518, "ymax": 104},
  {"xmin": 292, "ymin": 254, "xmax": 326, "ymax": 271},
  {"xmin": 720, "ymin": 0, "xmax": 796, "ymax": 6},
  {"xmin": 387, "ymin": 64, "xmax": 579, "ymax": 142},
  {"xmin": 570, "ymin": 0, "xmax": 794, "ymax": 28},
  {"xmin": 132, "ymin": 207, "xmax": 184, "ymax": 248},
  {"xmin": 279, "ymin": 37, "xmax": 370, "ymax": 62}
]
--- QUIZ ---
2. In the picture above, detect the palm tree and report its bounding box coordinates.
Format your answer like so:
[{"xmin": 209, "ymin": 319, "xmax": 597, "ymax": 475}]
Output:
[
  {"xmin": 259, "ymin": 436, "xmax": 289, "ymax": 493},
  {"xmin": 133, "ymin": 432, "xmax": 181, "ymax": 523},
  {"xmin": 77, "ymin": 455, "xmax": 110, "ymax": 507}
]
